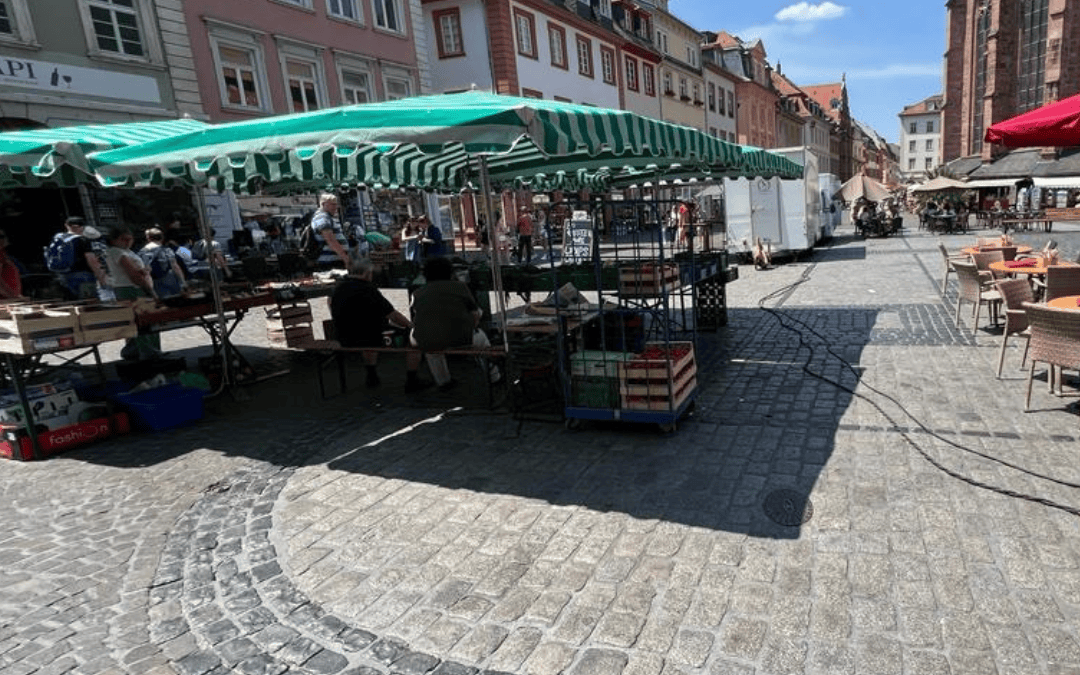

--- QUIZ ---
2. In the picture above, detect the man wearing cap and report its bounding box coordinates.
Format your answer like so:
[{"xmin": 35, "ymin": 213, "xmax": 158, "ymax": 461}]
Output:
[{"xmin": 46, "ymin": 216, "xmax": 109, "ymax": 300}]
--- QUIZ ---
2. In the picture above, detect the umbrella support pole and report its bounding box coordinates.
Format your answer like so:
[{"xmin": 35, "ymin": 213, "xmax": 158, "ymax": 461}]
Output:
[
  {"xmin": 477, "ymin": 156, "xmax": 510, "ymax": 355},
  {"xmin": 195, "ymin": 187, "xmax": 233, "ymax": 398}
]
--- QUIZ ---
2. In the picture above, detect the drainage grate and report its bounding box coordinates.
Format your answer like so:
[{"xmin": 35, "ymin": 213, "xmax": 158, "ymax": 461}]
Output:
[{"xmin": 762, "ymin": 489, "xmax": 813, "ymax": 526}]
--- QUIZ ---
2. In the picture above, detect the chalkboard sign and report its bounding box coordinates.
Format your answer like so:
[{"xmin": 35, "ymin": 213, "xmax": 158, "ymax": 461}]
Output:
[{"xmin": 561, "ymin": 211, "xmax": 594, "ymax": 265}]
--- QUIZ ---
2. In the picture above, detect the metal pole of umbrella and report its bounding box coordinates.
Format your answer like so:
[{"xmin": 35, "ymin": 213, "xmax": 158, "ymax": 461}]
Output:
[
  {"xmin": 476, "ymin": 156, "xmax": 509, "ymax": 353},
  {"xmin": 194, "ymin": 186, "xmax": 232, "ymax": 397}
]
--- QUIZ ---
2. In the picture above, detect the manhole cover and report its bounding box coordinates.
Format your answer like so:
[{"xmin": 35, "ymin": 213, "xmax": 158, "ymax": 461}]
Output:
[{"xmin": 762, "ymin": 489, "xmax": 813, "ymax": 526}]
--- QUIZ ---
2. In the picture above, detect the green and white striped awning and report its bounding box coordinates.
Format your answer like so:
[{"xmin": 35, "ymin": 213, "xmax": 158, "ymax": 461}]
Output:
[
  {"xmin": 0, "ymin": 118, "xmax": 208, "ymax": 188},
  {"xmin": 91, "ymin": 92, "xmax": 800, "ymax": 194}
]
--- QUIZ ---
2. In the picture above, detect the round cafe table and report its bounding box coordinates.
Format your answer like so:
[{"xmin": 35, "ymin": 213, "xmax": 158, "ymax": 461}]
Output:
[
  {"xmin": 1047, "ymin": 295, "xmax": 1080, "ymax": 310},
  {"xmin": 987, "ymin": 259, "xmax": 1068, "ymax": 277},
  {"xmin": 961, "ymin": 244, "xmax": 1033, "ymax": 256}
]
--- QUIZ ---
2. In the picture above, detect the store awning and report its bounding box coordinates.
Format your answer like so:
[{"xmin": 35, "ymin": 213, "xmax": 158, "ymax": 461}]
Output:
[
  {"xmin": 962, "ymin": 178, "xmax": 1021, "ymax": 188},
  {"xmin": 1032, "ymin": 176, "xmax": 1080, "ymax": 188}
]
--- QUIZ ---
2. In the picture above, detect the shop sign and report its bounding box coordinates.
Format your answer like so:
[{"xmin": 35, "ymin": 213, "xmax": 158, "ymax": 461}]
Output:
[{"xmin": 0, "ymin": 56, "xmax": 161, "ymax": 103}]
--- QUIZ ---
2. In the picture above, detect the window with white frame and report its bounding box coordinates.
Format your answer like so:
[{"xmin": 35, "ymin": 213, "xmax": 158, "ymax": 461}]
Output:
[
  {"xmin": 727, "ymin": 91, "xmax": 734, "ymax": 117},
  {"xmin": 278, "ymin": 41, "xmax": 325, "ymax": 113},
  {"xmin": 594, "ymin": 0, "xmax": 611, "ymax": 18},
  {"xmin": 433, "ymin": 8, "xmax": 463, "ymax": 58},
  {"xmin": 208, "ymin": 25, "xmax": 268, "ymax": 111},
  {"xmin": 383, "ymin": 67, "xmax": 412, "ymax": 100},
  {"xmin": 642, "ymin": 63, "xmax": 654, "ymax": 96},
  {"xmin": 925, "ymin": 120, "xmax": 934, "ymax": 133},
  {"xmin": 662, "ymin": 71, "xmax": 672, "ymax": 95},
  {"xmin": 686, "ymin": 44, "xmax": 698, "ymax": 67},
  {"xmin": 678, "ymin": 77, "xmax": 687, "ymax": 99},
  {"xmin": 78, "ymin": 0, "xmax": 161, "ymax": 61},
  {"xmin": 924, "ymin": 157, "xmax": 933, "ymax": 169},
  {"xmin": 909, "ymin": 122, "xmax": 917, "ymax": 133},
  {"xmin": 925, "ymin": 139, "xmax": 934, "ymax": 152},
  {"xmin": 327, "ymin": 0, "xmax": 361, "ymax": 22},
  {"xmin": 908, "ymin": 158, "xmax": 915, "ymax": 170},
  {"xmin": 625, "ymin": 56, "xmax": 638, "ymax": 91},
  {"xmin": 340, "ymin": 67, "xmax": 372, "ymax": 104},
  {"xmin": 692, "ymin": 83, "xmax": 700, "ymax": 103},
  {"xmin": 514, "ymin": 9, "xmax": 536, "ymax": 58},
  {"xmin": 655, "ymin": 30, "xmax": 668, "ymax": 54},
  {"xmin": 372, "ymin": 0, "xmax": 404, "ymax": 33},
  {"xmin": 277, "ymin": 0, "xmax": 312, "ymax": 7},
  {"xmin": 576, "ymin": 35, "xmax": 592, "ymax": 77},
  {"xmin": 548, "ymin": 24, "xmax": 567, "ymax": 68},
  {"xmin": 600, "ymin": 46, "xmax": 614, "ymax": 84},
  {"xmin": 908, "ymin": 140, "xmax": 916, "ymax": 152},
  {"xmin": 0, "ymin": 0, "xmax": 35, "ymax": 44},
  {"xmin": 717, "ymin": 87, "xmax": 725, "ymax": 115}
]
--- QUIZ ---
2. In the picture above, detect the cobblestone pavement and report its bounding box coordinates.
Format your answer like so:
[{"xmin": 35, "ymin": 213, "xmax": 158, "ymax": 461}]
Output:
[{"xmin": 4, "ymin": 216, "xmax": 1080, "ymax": 675}]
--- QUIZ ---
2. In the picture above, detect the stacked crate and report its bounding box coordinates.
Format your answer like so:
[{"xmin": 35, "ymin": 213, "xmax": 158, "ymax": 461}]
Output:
[
  {"xmin": 618, "ymin": 342, "xmax": 697, "ymax": 411},
  {"xmin": 0, "ymin": 306, "xmax": 80, "ymax": 354},
  {"xmin": 618, "ymin": 263, "xmax": 680, "ymax": 297},
  {"xmin": 265, "ymin": 300, "xmax": 315, "ymax": 347},
  {"xmin": 569, "ymin": 351, "xmax": 635, "ymax": 408}
]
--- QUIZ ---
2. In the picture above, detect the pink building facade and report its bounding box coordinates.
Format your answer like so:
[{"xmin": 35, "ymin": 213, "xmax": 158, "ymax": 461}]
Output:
[{"xmin": 182, "ymin": 0, "xmax": 424, "ymax": 122}]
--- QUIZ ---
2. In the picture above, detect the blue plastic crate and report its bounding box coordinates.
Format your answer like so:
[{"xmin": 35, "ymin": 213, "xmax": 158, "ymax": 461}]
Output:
[{"xmin": 112, "ymin": 384, "xmax": 205, "ymax": 432}]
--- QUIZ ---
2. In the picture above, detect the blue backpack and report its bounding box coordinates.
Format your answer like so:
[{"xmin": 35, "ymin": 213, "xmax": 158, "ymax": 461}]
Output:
[
  {"xmin": 141, "ymin": 247, "xmax": 171, "ymax": 279},
  {"xmin": 44, "ymin": 232, "xmax": 80, "ymax": 273}
]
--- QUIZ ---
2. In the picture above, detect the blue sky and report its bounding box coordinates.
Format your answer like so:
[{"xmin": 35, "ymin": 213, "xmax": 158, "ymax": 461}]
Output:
[{"xmin": 671, "ymin": 0, "xmax": 946, "ymax": 144}]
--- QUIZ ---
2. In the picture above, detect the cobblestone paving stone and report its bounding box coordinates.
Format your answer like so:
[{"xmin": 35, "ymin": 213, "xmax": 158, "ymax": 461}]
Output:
[{"xmin": 4, "ymin": 217, "xmax": 1080, "ymax": 675}]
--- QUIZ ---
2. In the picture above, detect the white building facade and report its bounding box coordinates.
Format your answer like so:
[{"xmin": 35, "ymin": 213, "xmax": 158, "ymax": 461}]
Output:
[{"xmin": 899, "ymin": 94, "xmax": 943, "ymax": 183}]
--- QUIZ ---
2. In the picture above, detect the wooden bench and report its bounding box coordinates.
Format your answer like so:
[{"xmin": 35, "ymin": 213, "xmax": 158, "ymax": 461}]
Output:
[
  {"xmin": 1044, "ymin": 208, "xmax": 1080, "ymax": 224},
  {"xmin": 300, "ymin": 338, "xmax": 509, "ymax": 405}
]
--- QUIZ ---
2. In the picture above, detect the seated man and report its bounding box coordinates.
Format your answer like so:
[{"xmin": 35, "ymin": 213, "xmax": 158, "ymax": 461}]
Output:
[
  {"xmin": 330, "ymin": 257, "xmax": 414, "ymax": 388},
  {"xmin": 408, "ymin": 257, "xmax": 498, "ymax": 392}
]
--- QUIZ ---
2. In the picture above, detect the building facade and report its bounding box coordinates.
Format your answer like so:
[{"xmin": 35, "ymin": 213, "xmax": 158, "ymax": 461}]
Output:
[
  {"xmin": 182, "ymin": 0, "xmax": 425, "ymax": 123},
  {"xmin": 704, "ymin": 32, "xmax": 777, "ymax": 149},
  {"xmin": 771, "ymin": 67, "xmax": 832, "ymax": 174},
  {"xmin": 898, "ymin": 94, "xmax": 943, "ymax": 182},
  {"xmin": 803, "ymin": 81, "xmax": 853, "ymax": 181},
  {"xmin": 943, "ymin": 0, "xmax": 1080, "ymax": 161},
  {"xmin": 646, "ymin": 0, "xmax": 704, "ymax": 130},
  {"xmin": 0, "ymin": 0, "xmax": 197, "ymax": 129},
  {"xmin": 701, "ymin": 59, "xmax": 737, "ymax": 142}
]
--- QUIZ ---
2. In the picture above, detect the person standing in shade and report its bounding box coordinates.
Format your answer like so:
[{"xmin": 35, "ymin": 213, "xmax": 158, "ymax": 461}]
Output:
[
  {"xmin": 515, "ymin": 205, "xmax": 535, "ymax": 264},
  {"xmin": 46, "ymin": 216, "xmax": 109, "ymax": 300},
  {"xmin": 0, "ymin": 230, "xmax": 24, "ymax": 299},
  {"xmin": 330, "ymin": 257, "xmax": 414, "ymax": 388},
  {"xmin": 312, "ymin": 192, "xmax": 350, "ymax": 268},
  {"xmin": 106, "ymin": 227, "xmax": 161, "ymax": 361},
  {"xmin": 139, "ymin": 227, "xmax": 186, "ymax": 298}
]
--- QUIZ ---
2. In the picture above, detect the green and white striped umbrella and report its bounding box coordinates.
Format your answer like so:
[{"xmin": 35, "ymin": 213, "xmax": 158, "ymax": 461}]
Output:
[
  {"xmin": 91, "ymin": 92, "xmax": 798, "ymax": 194},
  {"xmin": 0, "ymin": 117, "xmax": 208, "ymax": 188}
]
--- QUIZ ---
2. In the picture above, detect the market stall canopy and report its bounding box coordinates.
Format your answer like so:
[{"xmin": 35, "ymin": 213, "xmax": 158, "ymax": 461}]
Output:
[
  {"xmin": 89, "ymin": 92, "xmax": 799, "ymax": 194},
  {"xmin": 834, "ymin": 174, "xmax": 891, "ymax": 203},
  {"xmin": 910, "ymin": 176, "xmax": 968, "ymax": 193},
  {"xmin": 0, "ymin": 118, "xmax": 208, "ymax": 188},
  {"xmin": 984, "ymin": 93, "xmax": 1080, "ymax": 148}
]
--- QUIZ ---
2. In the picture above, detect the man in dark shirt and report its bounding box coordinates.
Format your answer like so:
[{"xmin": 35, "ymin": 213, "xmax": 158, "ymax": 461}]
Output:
[
  {"xmin": 49, "ymin": 216, "xmax": 108, "ymax": 299},
  {"xmin": 330, "ymin": 257, "xmax": 412, "ymax": 387}
]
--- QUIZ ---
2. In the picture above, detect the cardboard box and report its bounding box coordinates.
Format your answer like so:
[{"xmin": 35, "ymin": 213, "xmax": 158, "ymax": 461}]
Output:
[
  {"xmin": 0, "ymin": 389, "xmax": 79, "ymax": 427},
  {"xmin": 0, "ymin": 413, "xmax": 130, "ymax": 461}
]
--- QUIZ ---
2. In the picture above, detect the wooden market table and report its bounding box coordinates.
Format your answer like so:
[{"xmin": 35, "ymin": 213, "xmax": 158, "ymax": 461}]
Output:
[{"xmin": 988, "ymin": 260, "xmax": 1078, "ymax": 277}]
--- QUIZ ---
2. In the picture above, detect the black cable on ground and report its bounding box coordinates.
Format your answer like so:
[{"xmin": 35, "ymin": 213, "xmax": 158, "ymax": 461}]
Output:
[{"xmin": 755, "ymin": 261, "xmax": 1080, "ymax": 518}]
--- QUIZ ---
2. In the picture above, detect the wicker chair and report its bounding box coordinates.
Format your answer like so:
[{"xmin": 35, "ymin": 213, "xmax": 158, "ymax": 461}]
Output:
[
  {"xmin": 971, "ymin": 250, "xmax": 1005, "ymax": 284},
  {"xmin": 952, "ymin": 260, "xmax": 1002, "ymax": 333},
  {"xmin": 937, "ymin": 242, "xmax": 968, "ymax": 295},
  {"xmin": 993, "ymin": 278, "xmax": 1034, "ymax": 378},
  {"xmin": 1044, "ymin": 266, "xmax": 1080, "ymax": 302},
  {"xmin": 1021, "ymin": 302, "xmax": 1080, "ymax": 410}
]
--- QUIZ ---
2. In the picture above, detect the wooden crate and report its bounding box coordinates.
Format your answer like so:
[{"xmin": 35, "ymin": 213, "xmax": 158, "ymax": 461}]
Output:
[
  {"xmin": 370, "ymin": 249, "xmax": 404, "ymax": 264},
  {"xmin": 618, "ymin": 342, "xmax": 695, "ymax": 381},
  {"xmin": 620, "ymin": 375, "xmax": 697, "ymax": 411},
  {"xmin": 266, "ymin": 301, "xmax": 315, "ymax": 347},
  {"xmin": 72, "ymin": 304, "xmax": 137, "ymax": 345},
  {"xmin": 618, "ymin": 263, "xmax": 680, "ymax": 297},
  {"xmin": 1045, "ymin": 208, "xmax": 1080, "ymax": 221},
  {"xmin": 0, "ymin": 307, "xmax": 80, "ymax": 354}
]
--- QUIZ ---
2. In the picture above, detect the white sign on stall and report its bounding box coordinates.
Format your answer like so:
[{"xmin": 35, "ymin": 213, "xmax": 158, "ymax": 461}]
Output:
[
  {"xmin": 561, "ymin": 211, "xmax": 594, "ymax": 265},
  {"xmin": 0, "ymin": 56, "xmax": 161, "ymax": 103}
]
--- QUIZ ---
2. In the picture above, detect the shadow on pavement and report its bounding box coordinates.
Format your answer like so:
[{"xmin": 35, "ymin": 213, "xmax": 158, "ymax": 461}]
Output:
[{"xmin": 57, "ymin": 304, "xmax": 883, "ymax": 539}]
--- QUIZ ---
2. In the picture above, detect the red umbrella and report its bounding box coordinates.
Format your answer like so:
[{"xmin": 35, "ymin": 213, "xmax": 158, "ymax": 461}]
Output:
[{"xmin": 984, "ymin": 93, "xmax": 1080, "ymax": 147}]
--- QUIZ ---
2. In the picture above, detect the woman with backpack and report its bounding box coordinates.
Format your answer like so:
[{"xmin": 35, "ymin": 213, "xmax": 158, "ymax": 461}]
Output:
[{"xmin": 139, "ymin": 227, "xmax": 186, "ymax": 298}]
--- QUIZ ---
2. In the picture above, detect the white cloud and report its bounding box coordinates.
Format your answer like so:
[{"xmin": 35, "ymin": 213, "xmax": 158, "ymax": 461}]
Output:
[{"xmin": 775, "ymin": 2, "xmax": 847, "ymax": 22}]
